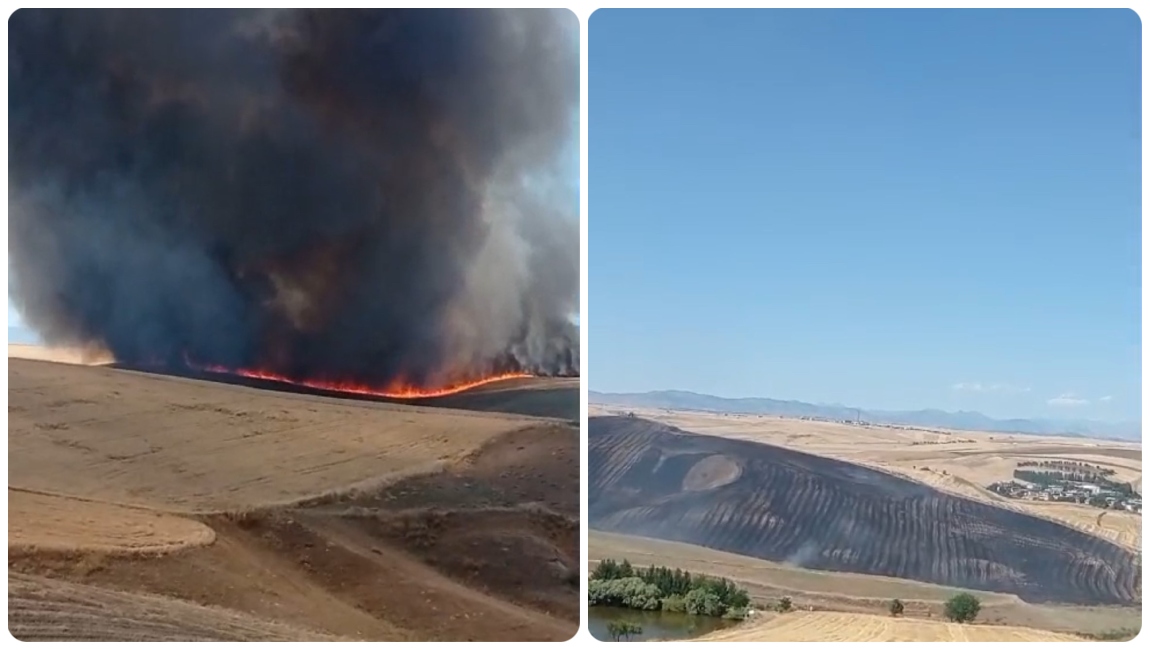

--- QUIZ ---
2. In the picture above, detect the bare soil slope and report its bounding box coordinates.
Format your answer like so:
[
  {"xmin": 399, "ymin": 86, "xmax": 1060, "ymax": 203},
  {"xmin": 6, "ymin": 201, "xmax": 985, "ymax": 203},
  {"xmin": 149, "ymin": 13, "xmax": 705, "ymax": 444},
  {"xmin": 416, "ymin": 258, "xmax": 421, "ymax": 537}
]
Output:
[
  {"xmin": 588, "ymin": 416, "xmax": 1140, "ymax": 606},
  {"xmin": 696, "ymin": 611, "xmax": 1084, "ymax": 642},
  {"xmin": 8, "ymin": 358, "xmax": 578, "ymax": 641}
]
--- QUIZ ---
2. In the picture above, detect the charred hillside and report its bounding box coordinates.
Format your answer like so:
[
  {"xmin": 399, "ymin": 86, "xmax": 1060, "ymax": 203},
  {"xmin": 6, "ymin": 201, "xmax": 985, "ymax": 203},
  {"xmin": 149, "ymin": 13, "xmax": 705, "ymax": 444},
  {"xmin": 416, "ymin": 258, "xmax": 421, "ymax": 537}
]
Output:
[{"xmin": 588, "ymin": 416, "xmax": 1141, "ymax": 606}]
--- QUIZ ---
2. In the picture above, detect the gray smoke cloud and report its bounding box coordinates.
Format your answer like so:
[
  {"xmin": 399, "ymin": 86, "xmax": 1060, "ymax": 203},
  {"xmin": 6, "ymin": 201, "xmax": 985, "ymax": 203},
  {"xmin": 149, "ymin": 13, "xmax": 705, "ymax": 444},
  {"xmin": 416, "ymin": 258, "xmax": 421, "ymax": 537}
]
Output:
[{"xmin": 8, "ymin": 8, "xmax": 579, "ymax": 388}]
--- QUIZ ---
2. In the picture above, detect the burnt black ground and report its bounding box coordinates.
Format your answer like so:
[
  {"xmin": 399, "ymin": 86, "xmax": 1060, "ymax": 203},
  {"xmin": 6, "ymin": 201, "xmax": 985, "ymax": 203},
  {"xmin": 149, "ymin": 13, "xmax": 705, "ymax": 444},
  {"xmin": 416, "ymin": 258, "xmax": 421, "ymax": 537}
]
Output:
[
  {"xmin": 589, "ymin": 416, "xmax": 1141, "ymax": 606},
  {"xmin": 111, "ymin": 363, "xmax": 576, "ymax": 419}
]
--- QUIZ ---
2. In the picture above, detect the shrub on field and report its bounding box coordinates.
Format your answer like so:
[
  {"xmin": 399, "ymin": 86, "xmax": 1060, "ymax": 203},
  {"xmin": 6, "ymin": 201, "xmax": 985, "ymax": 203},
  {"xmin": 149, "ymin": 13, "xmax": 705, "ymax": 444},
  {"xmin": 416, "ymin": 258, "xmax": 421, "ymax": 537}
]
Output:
[
  {"xmin": 944, "ymin": 593, "xmax": 980, "ymax": 624},
  {"xmin": 888, "ymin": 599, "xmax": 904, "ymax": 617}
]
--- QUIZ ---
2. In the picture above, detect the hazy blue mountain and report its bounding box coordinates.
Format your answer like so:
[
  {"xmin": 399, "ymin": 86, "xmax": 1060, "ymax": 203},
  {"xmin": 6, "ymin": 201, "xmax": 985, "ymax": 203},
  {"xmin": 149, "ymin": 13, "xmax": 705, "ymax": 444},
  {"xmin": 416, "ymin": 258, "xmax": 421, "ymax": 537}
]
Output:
[{"xmin": 589, "ymin": 389, "xmax": 1140, "ymax": 442}]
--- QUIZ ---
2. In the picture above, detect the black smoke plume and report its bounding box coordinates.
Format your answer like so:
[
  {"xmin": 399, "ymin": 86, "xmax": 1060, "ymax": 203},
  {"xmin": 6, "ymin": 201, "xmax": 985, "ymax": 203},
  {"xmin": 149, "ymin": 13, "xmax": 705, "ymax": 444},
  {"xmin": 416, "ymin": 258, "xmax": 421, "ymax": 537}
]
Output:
[{"xmin": 8, "ymin": 9, "xmax": 579, "ymax": 388}]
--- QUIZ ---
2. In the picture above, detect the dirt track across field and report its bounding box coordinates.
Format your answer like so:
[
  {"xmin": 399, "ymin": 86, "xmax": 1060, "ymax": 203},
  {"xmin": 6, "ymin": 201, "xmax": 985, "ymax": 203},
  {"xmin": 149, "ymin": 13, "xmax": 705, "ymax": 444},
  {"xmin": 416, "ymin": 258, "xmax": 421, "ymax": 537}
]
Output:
[{"xmin": 8, "ymin": 353, "xmax": 579, "ymax": 641}]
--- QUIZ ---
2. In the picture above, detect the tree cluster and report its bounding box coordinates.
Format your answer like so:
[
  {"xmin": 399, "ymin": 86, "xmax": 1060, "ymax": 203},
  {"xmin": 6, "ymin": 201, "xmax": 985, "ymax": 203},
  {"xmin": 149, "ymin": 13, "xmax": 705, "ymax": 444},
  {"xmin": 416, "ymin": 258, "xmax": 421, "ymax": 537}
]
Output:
[
  {"xmin": 589, "ymin": 558, "xmax": 751, "ymax": 618},
  {"xmin": 1017, "ymin": 460, "xmax": 1112, "ymax": 475},
  {"xmin": 1013, "ymin": 469, "xmax": 1135, "ymax": 496}
]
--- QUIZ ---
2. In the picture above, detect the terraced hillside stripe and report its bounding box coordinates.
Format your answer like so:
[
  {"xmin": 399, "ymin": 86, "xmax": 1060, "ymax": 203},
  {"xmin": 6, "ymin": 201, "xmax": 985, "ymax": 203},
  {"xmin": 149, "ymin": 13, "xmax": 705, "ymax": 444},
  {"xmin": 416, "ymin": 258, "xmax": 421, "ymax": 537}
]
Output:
[{"xmin": 588, "ymin": 416, "xmax": 1140, "ymax": 605}]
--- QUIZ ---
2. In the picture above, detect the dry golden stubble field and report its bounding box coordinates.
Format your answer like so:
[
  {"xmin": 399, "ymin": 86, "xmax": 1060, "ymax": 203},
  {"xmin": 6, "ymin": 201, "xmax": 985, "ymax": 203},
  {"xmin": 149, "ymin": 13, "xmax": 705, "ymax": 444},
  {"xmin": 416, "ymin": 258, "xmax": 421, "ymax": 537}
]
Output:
[{"xmin": 693, "ymin": 610, "xmax": 1086, "ymax": 642}]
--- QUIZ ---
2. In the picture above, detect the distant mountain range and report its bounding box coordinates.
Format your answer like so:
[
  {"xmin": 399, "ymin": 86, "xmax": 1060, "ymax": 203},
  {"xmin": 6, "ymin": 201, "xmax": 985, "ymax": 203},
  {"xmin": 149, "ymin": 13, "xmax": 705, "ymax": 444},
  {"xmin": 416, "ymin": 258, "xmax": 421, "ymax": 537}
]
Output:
[{"xmin": 589, "ymin": 389, "xmax": 1141, "ymax": 442}]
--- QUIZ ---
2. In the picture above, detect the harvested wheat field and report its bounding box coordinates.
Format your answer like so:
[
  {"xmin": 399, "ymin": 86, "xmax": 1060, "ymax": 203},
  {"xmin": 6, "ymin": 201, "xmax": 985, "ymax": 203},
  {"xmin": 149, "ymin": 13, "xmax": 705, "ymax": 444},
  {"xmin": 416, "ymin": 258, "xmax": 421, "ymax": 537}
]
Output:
[
  {"xmin": 8, "ymin": 573, "xmax": 343, "ymax": 642},
  {"xmin": 9, "ymin": 358, "xmax": 544, "ymax": 512},
  {"xmin": 695, "ymin": 611, "xmax": 1084, "ymax": 642},
  {"xmin": 8, "ymin": 354, "xmax": 579, "ymax": 641},
  {"xmin": 8, "ymin": 489, "xmax": 215, "ymax": 553},
  {"xmin": 589, "ymin": 416, "xmax": 1140, "ymax": 606}
]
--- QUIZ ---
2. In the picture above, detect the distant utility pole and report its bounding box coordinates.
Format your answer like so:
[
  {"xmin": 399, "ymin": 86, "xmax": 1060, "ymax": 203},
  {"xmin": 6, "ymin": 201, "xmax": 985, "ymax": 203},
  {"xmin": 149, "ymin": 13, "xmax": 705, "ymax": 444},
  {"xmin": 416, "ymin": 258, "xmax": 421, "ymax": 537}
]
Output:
[{"xmin": 856, "ymin": 409, "xmax": 861, "ymax": 424}]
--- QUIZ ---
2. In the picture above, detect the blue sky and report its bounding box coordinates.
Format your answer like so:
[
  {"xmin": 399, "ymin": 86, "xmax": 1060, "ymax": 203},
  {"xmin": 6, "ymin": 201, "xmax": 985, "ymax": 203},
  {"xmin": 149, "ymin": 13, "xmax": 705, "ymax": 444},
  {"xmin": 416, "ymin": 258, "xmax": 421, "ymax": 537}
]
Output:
[{"xmin": 590, "ymin": 9, "xmax": 1140, "ymax": 422}]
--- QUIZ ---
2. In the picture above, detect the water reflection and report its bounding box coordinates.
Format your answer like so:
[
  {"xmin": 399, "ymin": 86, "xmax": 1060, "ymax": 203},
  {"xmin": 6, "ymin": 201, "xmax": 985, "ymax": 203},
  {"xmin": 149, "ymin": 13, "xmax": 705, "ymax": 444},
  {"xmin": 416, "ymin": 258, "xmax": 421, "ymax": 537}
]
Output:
[{"xmin": 588, "ymin": 606, "xmax": 740, "ymax": 642}]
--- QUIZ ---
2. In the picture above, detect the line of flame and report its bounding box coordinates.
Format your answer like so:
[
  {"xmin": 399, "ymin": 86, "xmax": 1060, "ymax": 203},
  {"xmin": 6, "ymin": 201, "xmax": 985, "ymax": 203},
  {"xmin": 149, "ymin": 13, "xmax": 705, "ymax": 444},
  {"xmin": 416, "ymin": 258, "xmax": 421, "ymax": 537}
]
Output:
[{"xmin": 194, "ymin": 363, "xmax": 533, "ymax": 399}]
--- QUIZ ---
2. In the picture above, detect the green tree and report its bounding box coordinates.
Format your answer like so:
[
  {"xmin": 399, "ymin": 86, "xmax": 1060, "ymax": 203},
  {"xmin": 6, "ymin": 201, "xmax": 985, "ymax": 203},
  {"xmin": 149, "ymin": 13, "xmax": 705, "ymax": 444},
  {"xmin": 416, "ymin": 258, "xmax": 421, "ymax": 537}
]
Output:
[
  {"xmin": 618, "ymin": 578, "xmax": 662, "ymax": 610},
  {"xmin": 775, "ymin": 596, "xmax": 793, "ymax": 613},
  {"xmin": 588, "ymin": 558, "xmax": 751, "ymax": 618},
  {"xmin": 619, "ymin": 559, "xmax": 634, "ymax": 578},
  {"xmin": 684, "ymin": 588, "xmax": 726, "ymax": 617},
  {"xmin": 728, "ymin": 586, "xmax": 750, "ymax": 610},
  {"xmin": 588, "ymin": 577, "xmax": 662, "ymax": 610},
  {"xmin": 592, "ymin": 559, "xmax": 621, "ymax": 581},
  {"xmin": 889, "ymin": 599, "xmax": 905, "ymax": 617},
  {"xmin": 944, "ymin": 593, "xmax": 981, "ymax": 624},
  {"xmin": 606, "ymin": 621, "xmax": 643, "ymax": 642},
  {"xmin": 661, "ymin": 594, "xmax": 686, "ymax": 613}
]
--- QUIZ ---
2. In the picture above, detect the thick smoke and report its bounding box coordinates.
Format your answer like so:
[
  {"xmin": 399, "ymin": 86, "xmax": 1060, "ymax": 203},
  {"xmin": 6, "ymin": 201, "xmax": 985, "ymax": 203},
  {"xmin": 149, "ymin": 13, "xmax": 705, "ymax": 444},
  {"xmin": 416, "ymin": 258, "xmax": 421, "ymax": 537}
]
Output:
[{"xmin": 8, "ymin": 9, "xmax": 579, "ymax": 388}]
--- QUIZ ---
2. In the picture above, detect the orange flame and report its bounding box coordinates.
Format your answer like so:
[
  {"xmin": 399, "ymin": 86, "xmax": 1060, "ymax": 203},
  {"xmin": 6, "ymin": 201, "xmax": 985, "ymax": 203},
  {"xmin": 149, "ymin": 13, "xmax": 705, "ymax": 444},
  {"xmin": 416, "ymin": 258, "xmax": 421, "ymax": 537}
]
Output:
[{"xmin": 194, "ymin": 362, "xmax": 532, "ymax": 399}]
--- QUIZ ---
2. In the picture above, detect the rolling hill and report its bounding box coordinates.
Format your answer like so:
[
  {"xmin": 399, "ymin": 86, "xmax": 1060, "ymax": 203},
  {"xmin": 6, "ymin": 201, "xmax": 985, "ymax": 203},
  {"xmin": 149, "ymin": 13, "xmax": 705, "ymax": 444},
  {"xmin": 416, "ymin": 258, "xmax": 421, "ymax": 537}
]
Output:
[
  {"xmin": 588, "ymin": 416, "xmax": 1141, "ymax": 606},
  {"xmin": 8, "ymin": 356, "xmax": 579, "ymax": 641}
]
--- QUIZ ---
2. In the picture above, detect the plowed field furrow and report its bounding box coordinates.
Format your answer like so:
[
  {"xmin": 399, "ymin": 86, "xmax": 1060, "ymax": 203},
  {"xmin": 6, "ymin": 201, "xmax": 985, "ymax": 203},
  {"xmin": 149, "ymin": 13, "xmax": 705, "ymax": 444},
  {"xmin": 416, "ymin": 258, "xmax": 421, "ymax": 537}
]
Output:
[
  {"xmin": 889, "ymin": 499, "xmax": 910, "ymax": 577},
  {"xmin": 804, "ymin": 481, "xmax": 837, "ymax": 542},
  {"xmin": 892, "ymin": 505, "xmax": 911, "ymax": 577},
  {"xmin": 726, "ymin": 500, "xmax": 756, "ymax": 552},
  {"xmin": 729, "ymin": 500, "xmax": 756, "ymax": 547},
  {"xmin": 698, "ymin": 499, "xmax": 731, "ymax": 549},
  {"xmin": 777, "ymin": 474, "xmax": 815, "ymax": 552},
  {"xmin": 588, "ymin": 416, "xmax": 1140, "ymax": 605},
  {"xmin": 954, "ymin": 513, "xmax": 976, "ymax": 584},
  {"xmin": 905, "ymin": 500, "xmax": 926, "ymax": 578},
  {"xmin": 941, "ymin": 502, "xmax": 960, "ymax": 586}
]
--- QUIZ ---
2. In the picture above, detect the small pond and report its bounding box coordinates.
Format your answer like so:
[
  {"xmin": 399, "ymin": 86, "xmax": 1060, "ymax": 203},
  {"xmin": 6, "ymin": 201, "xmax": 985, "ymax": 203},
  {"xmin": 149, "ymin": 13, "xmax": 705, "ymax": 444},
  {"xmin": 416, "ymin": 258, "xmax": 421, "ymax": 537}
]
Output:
[{"xmin": 588, "ymin": 606, "xmax": 740, "ymax": 642}]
